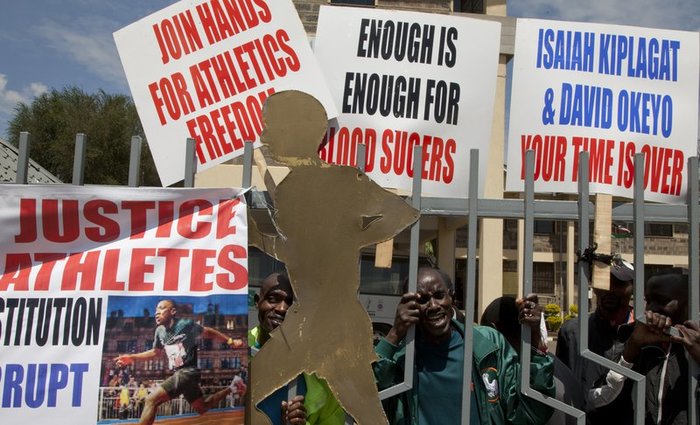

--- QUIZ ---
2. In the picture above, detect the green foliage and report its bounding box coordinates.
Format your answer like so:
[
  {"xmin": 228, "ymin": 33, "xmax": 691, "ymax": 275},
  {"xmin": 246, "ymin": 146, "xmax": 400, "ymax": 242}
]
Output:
[
  {"xmin": 563, "ymin": 314, "xmax": 576, "ymax": 322},
  {"xmin": 544, "ymin": 303, "xmax": 561, "ymax": 317},
  {"xmin": 568, "ymin": 304, "xmax": 578, "ymax": 317},
  {"xmin": 546, "ymin": 315, "xmax": 563, "ymax": 332},
  {"xmin": 7, "ymin": 87, "xmax": 160, "ymax": 186}
]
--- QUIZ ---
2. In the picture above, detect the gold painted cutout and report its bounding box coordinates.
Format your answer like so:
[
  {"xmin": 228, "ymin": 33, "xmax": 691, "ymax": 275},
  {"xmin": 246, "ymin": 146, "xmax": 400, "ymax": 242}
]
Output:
[{"xmin": 248, "ymin": 91, "xmax": 419, "ymax": 424}]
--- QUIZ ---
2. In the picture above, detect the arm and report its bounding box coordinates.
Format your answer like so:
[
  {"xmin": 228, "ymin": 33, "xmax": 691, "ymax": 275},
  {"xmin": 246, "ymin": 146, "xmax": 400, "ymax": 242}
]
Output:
[
  {"xmin": 586, "ymin": 356, "xmax": 633, "ymax": 410},
  {"xmin": 114, "ymin": 348, "xmax": 162, "ymax": 367},
  {"xmin": 623, "ymin": 310, "xmax": 672, "ymax": 363},
  {"xmin": 671, "ymin": 320, "xmax": 700, "ymax": 365},
  {"xmin": 498, "ymin": 338, "xmax": 555, "ymax": 424},
  {"xmin": 499, "ymin": 295, "xmax": 555, "ymax": 424},
  {"xmin": 374, "ymin": 292, "xmax": 419, "ymax": 388},
  {"xmin": 202, "ymin": 326, "xmax": 244, "ymax": 348}
]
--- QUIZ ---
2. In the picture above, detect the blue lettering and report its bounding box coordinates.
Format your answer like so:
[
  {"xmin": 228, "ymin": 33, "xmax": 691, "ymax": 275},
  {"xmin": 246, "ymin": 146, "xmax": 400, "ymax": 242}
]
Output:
[
  {"xmin": 0, "ymin": 363, "xmax": 88, "ymax": 408},
  {"xmin": 25, "ymin": 363, "xmax": 47, "ymax": 408},
  {"xmin": 2, "ymin": 364, "xmax": 23, "ymax": 407}
]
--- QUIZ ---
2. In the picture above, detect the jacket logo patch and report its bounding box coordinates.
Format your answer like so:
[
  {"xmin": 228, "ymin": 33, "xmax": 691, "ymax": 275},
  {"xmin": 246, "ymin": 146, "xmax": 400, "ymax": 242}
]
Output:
[{"xmin": 481, "ymin": 367, "xmax": 500, "ymax": 402}]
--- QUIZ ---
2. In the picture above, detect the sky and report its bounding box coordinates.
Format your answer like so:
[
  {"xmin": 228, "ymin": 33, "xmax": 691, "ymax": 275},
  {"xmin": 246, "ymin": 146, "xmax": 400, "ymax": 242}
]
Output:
[{"xmin": 0, "ymin": 0, "xmax": 698, "ymax": 140}]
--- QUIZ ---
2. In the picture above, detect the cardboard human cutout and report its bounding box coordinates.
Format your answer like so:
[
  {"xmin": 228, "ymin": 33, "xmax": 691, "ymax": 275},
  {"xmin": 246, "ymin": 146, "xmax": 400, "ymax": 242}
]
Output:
[{"xmin": 249, "ymin": 91, "xmax": 419, "ymax": 424}]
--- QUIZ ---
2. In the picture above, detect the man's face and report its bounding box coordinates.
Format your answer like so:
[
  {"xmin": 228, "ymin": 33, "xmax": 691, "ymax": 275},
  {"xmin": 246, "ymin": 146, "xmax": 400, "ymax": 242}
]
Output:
[
  {"xmin": 257, "ymin": 278, "xmax": 294, "ymax": 333},
  {"xmin": 645, "ymin": 278, "xmax": 687, "ymax": 325},
  {"xmin": 594, "ymin": 279, "xmax": 633, "ymax": 320},
  {"xmin": 416, "ymin": 269, "xmax": 454, "ymax": 342},
  {"xmin": 155, "ymin": 300, "xmax": 175, "ymax": 326}
]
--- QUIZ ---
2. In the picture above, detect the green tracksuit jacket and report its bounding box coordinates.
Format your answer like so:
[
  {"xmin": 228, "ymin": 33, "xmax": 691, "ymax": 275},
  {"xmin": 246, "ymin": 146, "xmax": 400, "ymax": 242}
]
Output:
[{"xmin": 374, "ymin": 319, "xmax": 555, "ymax": 424}]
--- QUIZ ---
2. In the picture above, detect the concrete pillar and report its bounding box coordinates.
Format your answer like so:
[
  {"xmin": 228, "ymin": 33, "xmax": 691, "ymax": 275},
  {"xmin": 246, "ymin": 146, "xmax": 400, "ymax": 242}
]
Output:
[
  {"xmin": 477, "ymin": 53, "xmax": 507, "ymax": 316},
  {"xmin": 437, "ymin": 218, "xmax": 457, "ymax": 283}
]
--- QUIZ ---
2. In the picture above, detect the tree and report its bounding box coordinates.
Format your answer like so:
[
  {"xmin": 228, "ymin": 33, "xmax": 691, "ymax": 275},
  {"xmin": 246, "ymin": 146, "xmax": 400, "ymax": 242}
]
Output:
[{"xmin": 7, "ymin": 87, "xmax": 161, "ymax": 186}]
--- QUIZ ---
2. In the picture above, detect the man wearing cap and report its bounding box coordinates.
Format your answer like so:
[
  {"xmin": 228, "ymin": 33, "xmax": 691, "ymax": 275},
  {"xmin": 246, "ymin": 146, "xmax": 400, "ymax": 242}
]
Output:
[
  {"xmin": 621, "ymin": 268, "xmax": 697, "ymax": 424},
  {"xmin": 556, "ymin": 259, "xmax": 636, "ymax": 424}
]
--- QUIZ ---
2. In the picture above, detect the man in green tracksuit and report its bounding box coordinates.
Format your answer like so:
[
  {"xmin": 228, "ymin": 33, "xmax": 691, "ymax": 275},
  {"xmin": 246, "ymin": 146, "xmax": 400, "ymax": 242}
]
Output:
[
  {"xmin": 374, "ymin": 267, "xmax": 555, "ymax": 424},
  {"xmin": 249, "ymin": 273, "xmax": 345, "ymax": 424}
]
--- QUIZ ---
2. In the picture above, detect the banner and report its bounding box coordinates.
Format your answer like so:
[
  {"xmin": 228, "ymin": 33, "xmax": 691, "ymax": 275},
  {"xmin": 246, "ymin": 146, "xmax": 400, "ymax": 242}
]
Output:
[
  {"xmin": 506, "ymin": 19, "xmax": 699, "ymax": 204},
  {"xmin": 114, "ymin": 0, "xmax": 337, "ymax": 186},
  {"xmin": 314, "ymin": 6, "xmax": 501, "ymax": 198},
  {"xmin": 0, "ymin": 185, "xmax": 248, "ymax": 424}
]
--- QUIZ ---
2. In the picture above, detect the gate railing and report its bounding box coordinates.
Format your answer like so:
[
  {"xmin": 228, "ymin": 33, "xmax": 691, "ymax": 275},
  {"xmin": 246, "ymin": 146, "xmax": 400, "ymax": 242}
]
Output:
[{"xmin": 10, "ymin": 131, "xmax": 699, "ymax": 425}]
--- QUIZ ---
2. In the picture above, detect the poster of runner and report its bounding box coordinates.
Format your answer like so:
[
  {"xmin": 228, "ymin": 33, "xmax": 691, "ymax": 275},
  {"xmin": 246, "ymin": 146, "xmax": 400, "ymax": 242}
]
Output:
[
  {"xmin": 506, "ymin": 18, "xmax": 699, "ymax": 204},
  {"xmin": 0, "ymin": 185, "xmax": 248, "ymax": 425}
]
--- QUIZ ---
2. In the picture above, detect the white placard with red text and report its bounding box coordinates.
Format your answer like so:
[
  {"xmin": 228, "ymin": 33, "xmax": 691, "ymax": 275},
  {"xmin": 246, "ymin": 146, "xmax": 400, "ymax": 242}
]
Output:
[
  {"xmin": 115, "ymin": 0, "xmax": 337, "ymax": 186},
  {"xmin": 506, "ymin": 19, "xmax": 699, "ymax": 204},
  {"xmin": 0, "ymin": 185, "xmax": 248, "ymax": 424},
  {"xmin": 314, "ymin": 6, "xmax": 501, "ymax": 198}
]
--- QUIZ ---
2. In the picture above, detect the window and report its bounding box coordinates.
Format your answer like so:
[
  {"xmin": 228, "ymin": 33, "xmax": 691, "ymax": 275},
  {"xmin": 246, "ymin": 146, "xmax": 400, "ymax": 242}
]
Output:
[
  {"xmin": 534, "ymin": 220, "xmax": 555, "ymax": 235},
  {"xmin": 359, "ymin": 255, "xmax": 411, "ymax": 295},
  {"xmin": 203, "ymin": 339, "xmax": 213, "ymax": 351},
  {"xmin": 330, "ymin": 0, "xmax": 374, "ymax": 5},
  {"xmin": 533, "ymin": 262, "xmax": 555, "ymax": 294},
  {"xmin": 117, "ymin": 341, "xmax": 128, "ymax": 352},
  {"xmin": 455, "ymin": 0, "xmax": 484, "ymax": 13}
]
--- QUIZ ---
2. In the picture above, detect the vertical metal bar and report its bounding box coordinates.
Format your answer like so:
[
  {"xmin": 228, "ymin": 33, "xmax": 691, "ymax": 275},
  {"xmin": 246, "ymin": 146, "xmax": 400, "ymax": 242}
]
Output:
[
  {"xmin": 632, "ymin": 152, "xmax": 646, "ymax": 425},
  {"xmin": 356, "ymin": 143, "xmax": 366, "ymax": 172},
  {"xmin": 577, "ymin": 152, "xmax": 590, "ymax": 415},
  {"xmin": 184, "ymin": 138, "xmax": 197, "ymax": 188},
  {"xmin": 687, "ymin": 156, "xmax": 699, "ymax": 425},
  {"xmin": 72, "ymin": 133, "xmax": 87, "ymax": 185},
  {"xmin": 460, "ymin": 149, "xmax": 479, "ymax": 425},
  {"xmin": 128, "ymin": 136, "xmax": 142, "ymax": 187},
  {"xmin": 15, "ymin": 132, "xmax": 30, "ymax": 184},
  {"xmin": 520, "ymin": 150, "xmax": 535, "ymax": 392},
  {"xmin": 633, "ymin": 152, "xmax": 645, "ymax": 320},
  {"xmin": 404, "ymin": 144, "xmax": 423, "ymax": 388},
  {"xmin": 377, "ymin": 145, "xmax": 422, "ymax": 401},
  {"xmin": 242, "ymin": 141, "xmax": 254, "ymax": 188}
]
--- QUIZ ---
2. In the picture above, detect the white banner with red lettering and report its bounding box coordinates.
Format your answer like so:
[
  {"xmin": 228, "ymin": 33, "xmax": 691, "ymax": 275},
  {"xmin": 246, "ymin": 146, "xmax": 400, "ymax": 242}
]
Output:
[
  {"xmin": 314, "ymin": 6, "xmax": 501, "ymax": 198},
  {"xmin": 506, "ymin": 19, "xmax": 699, "ymax": 204},
  {"xmin": 0, "ymin": 185, "xmax": 248, "ymax": 424},
  {"xmin": 115, "ymin": 0, "xmax": 337, "ymax": 186}
]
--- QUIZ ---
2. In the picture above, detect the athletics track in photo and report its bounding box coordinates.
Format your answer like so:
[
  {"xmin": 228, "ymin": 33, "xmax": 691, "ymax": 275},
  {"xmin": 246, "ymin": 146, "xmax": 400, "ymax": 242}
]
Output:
[{"xmin": 97, "ymin": 408, "xmax": 244, "ymax": 424}]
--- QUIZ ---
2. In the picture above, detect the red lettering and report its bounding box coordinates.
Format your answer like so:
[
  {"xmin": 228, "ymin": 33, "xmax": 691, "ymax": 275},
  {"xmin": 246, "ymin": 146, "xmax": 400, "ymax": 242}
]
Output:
[
  {"xmin": 443, "ymin": 139, "xmax": 455, "ymax": 183},
  {"xmin": 61, "ymin": 251, "xmax": 99, "ymax": 290},
  {"xmin": 217, "ymin": 244, "xmax": 248, "ymax": 290},
  {"xmin": 178, "ymin": 199, "xmax": 213, "ymax": 239},
  {"xmin": 0, "ymin": 253, "xmax": 32, "ymax": 291},
  {"xmin": 34, "ymin": 253, "xmax": 67, "ymax": 291},
  {"xmin": 43, "ymin": 199, "xmax": 79, "ymax": 243},
  {"xmin": 101, "ymin": 249, "xmax": 125, "ymax": 291},
  {"xmin": 191, "ymin": 249, "xmax": 216, "ymax": 291},
  {"xmin": 84, "ymin": 200, "xmax": 120, "ymax": 242},
  {"xmin": 216, "ymin": 199, "xmax": 240, "ymax": 238},
  {"xmin": 158, "ymin": 248, "xmax": 189, "ymax": 291},
  {"xmin": 129, "ymin": 248, "xmax": 156, "ymax": 291},
  {"xmin": 15, "ymin": 198, "xmax": 37, "ymax": 243},
  {"xmin": 122, "ymin": 201, "xmax": 156, "ymax": 239},
  {"xmin": 277, "ymin": 29, "xmax": 300, "ymax": 72}
]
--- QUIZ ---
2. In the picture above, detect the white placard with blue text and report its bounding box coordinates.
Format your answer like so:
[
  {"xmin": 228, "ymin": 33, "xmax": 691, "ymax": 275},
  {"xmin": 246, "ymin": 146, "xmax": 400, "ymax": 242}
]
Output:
[
  {"xmin": 314, "ymin": 6, "xmax": 501, "ymax": 198},
  {"xmin": 506, "ymin": 18, "xmax": 699, "ymax": 204}
]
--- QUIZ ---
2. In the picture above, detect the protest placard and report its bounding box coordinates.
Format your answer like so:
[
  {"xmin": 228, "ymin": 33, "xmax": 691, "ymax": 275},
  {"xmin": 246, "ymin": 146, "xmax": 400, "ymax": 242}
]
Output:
[
  {"xmin": 114, "ymin": 0, "xmax": 337, "ymax": 186},
  {"xmin": 506, "ymin": 19, "xmax": 699, "ymax": 204},
  {"xmin": 0, "ymin": 185, "xmax": 248, "ymax": 424},
  {"xmin": 314, "ymin": 6, "xmax": 501, "ymax": 198}
]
